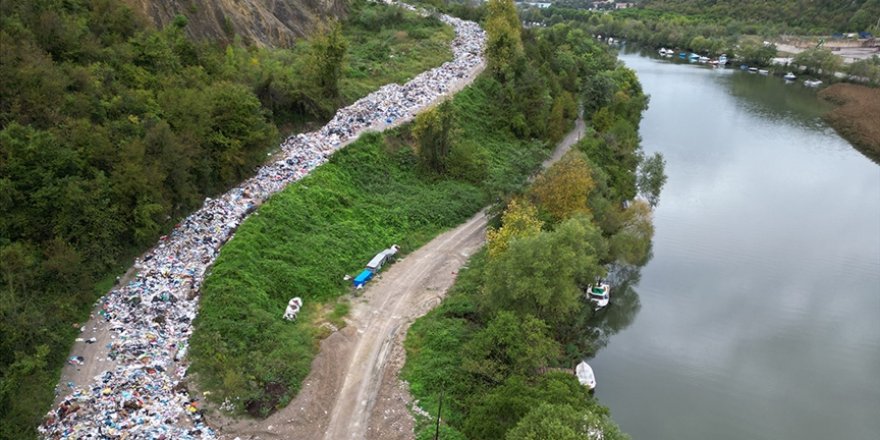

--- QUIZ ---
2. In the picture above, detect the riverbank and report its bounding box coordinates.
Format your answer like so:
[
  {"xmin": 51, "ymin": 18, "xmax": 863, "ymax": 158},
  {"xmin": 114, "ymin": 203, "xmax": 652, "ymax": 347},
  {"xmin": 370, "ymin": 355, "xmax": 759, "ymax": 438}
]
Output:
[{"xmin": 819, "ymin": 83, "xmax": 880, "ymax": 162}]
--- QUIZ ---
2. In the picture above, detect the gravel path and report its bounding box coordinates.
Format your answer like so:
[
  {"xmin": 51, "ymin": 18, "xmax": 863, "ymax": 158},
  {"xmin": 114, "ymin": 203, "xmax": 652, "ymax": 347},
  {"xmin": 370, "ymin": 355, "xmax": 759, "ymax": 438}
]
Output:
[{"xmin": 213, "ymin": 118, "xmax": 588, "ymax": 440}]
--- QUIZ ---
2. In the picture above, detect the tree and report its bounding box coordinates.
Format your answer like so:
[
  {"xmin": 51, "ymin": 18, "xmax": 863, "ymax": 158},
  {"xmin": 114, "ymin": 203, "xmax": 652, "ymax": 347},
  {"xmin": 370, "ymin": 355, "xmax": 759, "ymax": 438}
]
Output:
[
  {"xmin": 794, "ymin": 47, "xmax": 843, "ymax": 75},
  {"xmin": 529, "ymin": 150, "xmax": 595, "ymax": 223},
  {"xmin": 483, "ymin": 216, "xmax": 606, "ymax": 326},
  {"xmin": 506, "ymin": 403, "xmax": 631, "ymax": 440},
  {"xmin": 307, "ymin": 20, "xmax": 348, "ymax": 100},
  {"xmin": 847, "ymin": 55, "xmax": 880, "ymax": 85},
  {"xmin": 413, "ymin": 99, "xmax": 455, "ymax": 173},
  {"xmin": 462, "ymin": 311, "xmax": 560, "ymax": 384},
  {"xmin": 485, "ymin": 0, "xmax": 524, "ymax": 81},
  {"xmin": 736, "ymin": 40, "xmax": 776, "ymax": 67},
  {"xmin": 486, "ymin": 198, "xmax": 544, "ymax": 258},
  {"xmin": 636, "ymin": 152, "xmax": 667, "ymax": 207},
  {"xmin": 609, "ymin": 200, "xmax": 654, "ymax": 266}
]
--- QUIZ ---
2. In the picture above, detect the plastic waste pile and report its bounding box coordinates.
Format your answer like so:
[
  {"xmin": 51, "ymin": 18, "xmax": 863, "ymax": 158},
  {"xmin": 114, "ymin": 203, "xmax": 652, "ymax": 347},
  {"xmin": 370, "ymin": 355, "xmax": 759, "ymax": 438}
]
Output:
[{"xmin": 39, "ymin": 4, "xmax": 484, "ymax": 439}]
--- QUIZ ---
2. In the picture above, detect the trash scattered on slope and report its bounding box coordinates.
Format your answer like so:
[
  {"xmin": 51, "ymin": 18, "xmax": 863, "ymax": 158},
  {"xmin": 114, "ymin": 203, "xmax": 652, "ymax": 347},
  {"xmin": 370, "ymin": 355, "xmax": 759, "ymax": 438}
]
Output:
[{"xmin": 40, "ymin": 4, "xmax": 485, "ymax": 438}]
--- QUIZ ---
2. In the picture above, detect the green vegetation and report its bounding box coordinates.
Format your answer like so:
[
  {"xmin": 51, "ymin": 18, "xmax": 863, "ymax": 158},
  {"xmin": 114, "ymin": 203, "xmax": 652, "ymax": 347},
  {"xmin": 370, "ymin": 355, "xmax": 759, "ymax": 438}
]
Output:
[
  {"xmin": 0, "ymin": 0, "xmax": 455, "ymax": 437},
  {"xmin": 190, "ymin": 0, "xmax": 643, "ymax": 420},
  {"xmin": 189, "ymin": 75, "xmax": 552, "ymax": 416},
  {"xmin": 402, "ymin": 5, "xmax": 661, "ymax": 439},
  {"xmin": 525, "ymin": 2, "xmax": 876, "ymax": 68},
  {"xmin": 341, "ymin": 3, "xmax": 455, "ymax": 101},
  {"xmin": 634, "ymin": 0, "xmax": 880, "ymax": 34}
]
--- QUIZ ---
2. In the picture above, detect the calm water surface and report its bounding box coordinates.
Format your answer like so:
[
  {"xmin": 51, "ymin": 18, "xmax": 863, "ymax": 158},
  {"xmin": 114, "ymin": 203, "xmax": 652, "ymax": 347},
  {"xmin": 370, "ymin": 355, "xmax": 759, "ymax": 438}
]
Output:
[{"xmin": 592, "ymin": 53, "xmax": 880, "ymax": 440}]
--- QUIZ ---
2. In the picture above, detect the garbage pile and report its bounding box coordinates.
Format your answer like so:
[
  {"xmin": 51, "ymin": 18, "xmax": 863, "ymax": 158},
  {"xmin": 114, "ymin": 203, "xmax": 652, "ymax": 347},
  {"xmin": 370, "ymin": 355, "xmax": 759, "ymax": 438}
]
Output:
[{"xmin": 39, "ymin": 4, "xmax": 484, "ymax": 439}]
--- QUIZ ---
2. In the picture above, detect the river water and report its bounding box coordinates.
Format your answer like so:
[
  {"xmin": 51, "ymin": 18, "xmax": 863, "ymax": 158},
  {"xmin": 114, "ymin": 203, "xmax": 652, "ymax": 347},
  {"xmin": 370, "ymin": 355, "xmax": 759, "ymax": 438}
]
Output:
[{"xmin": 591, "ymin": 52, "xmax": 880, "ymax": 440}]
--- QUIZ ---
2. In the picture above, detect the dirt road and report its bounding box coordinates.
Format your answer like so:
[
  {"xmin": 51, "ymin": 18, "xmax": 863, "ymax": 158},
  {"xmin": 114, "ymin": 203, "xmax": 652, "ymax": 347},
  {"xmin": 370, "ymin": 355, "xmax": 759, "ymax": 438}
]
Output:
[{"xmin": 214, "ymin": 118, "xmax": 587, "ymax": 440}]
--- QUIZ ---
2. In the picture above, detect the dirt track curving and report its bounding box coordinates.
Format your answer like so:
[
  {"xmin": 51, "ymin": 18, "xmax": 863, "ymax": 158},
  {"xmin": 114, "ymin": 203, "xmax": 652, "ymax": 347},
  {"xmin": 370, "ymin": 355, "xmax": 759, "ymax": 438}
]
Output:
[{"xmin": 214, "ymin": 118, "xmax": 586, "ymax": 440}]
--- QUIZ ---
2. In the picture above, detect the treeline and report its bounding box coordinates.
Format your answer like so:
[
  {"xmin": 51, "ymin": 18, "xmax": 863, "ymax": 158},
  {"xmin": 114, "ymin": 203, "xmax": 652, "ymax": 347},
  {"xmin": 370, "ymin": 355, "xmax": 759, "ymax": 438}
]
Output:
[
  {"xmin": 402, "ymin": 2, "xmax": 666, "ymax": 439},
  {"xmin": 0, "ymin": 0, "xmax": 454, "ymax": 437},
  {"xmin": 633, "ymin": 0, "xmax": 880, "ymax": 34}
]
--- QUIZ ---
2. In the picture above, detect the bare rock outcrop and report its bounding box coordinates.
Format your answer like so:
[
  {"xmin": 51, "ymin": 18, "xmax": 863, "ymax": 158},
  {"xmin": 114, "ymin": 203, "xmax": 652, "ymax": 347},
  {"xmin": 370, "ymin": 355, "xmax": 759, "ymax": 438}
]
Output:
[{"xmin": 123, "ymin": 0, "xmax": 347, "ymax": 47}]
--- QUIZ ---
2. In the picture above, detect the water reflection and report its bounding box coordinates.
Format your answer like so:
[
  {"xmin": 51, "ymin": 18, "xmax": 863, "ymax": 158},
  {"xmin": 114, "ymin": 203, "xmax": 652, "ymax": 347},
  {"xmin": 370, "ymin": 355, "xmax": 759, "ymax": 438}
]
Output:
[
  {"xmin": 591, "ymin": 51, "xmax": 880, "ymax": 440},
  {"xmin": 566, "ymin": 263, "xmax": 646, "ymax": 360}
]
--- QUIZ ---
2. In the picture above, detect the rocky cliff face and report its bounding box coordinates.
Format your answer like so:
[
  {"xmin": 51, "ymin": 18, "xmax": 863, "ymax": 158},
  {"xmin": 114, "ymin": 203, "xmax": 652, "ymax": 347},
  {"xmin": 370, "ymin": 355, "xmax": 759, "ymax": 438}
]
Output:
[{"xmin": 123, "ymin": 0, "xmax": 348, "ymax": 47}]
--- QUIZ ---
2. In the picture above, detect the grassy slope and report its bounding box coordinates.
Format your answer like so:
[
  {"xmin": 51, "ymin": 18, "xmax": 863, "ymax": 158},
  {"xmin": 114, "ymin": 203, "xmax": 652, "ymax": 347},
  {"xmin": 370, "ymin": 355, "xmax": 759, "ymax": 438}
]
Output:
[
  {"xmin": 342, "ymin": 15, "xmax": 455, "ymax": 101},
  {"xmin": 189, "ymin": 77, "xmax": 548, "ymax": 415}
]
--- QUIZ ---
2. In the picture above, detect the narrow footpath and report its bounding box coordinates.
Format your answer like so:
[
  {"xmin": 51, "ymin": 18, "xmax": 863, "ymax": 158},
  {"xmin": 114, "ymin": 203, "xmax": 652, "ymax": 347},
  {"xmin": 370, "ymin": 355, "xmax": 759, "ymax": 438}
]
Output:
[{"xmin": 215, "ymin": 118, "xmax": 587, "ymax": 440}]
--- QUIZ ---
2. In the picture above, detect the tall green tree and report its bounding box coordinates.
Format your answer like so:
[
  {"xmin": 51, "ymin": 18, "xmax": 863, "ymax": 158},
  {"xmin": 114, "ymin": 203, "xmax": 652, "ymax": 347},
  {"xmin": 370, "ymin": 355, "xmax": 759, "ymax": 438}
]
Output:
[
  {"xmin": 507, "ymin": 403, "xmax": 631, "ymax": 440},
  {"xmin": 483, "ymin": 215, "xmax": 606, "ymax": 327},
  {"xmin": 485, "ymin": 0, "xmax": 524, "ymax": 81},
  {"xmin": 413, "ymin": 99, "xmax": 455, "ymax": 173},
  {"xmin": 307, "ymin": 20, "xmax": 348, "ymax": 100},
  {"xmin": 794, "ymin": 47, "xmax": 843, "ymax": 75},
  {"xmin": 637, "ymin": 152, "xmax": 666, "ymax": 207},
  {"xmin": 462, "ymin": 311, "xmax": 560, "ymax": 384}
]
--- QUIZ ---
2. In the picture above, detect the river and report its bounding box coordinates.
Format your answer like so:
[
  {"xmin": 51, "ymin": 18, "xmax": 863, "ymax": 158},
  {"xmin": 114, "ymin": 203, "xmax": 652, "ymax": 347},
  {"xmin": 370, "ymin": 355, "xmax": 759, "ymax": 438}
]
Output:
[{"xmin": 591, "ymin": 52, "xmax": 880, "ymax": 440}]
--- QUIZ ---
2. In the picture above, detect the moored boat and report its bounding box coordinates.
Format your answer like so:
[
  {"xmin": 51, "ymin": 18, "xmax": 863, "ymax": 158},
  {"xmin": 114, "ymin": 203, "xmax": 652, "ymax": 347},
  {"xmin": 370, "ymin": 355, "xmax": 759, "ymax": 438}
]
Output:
[
  {"xmin": 587, "ymin": 281, "xmax": 611, "ymax": 309},
  {"xmin": 784, "ymin": 72, "xmax": 797, "ymax": 80},
  {"xmin": 576, "ymin": 361, "xmax": 597, "ymax": 390},
  {"xmin": 804, "ymin": 79, "xmax": 823, "ymax": 87}
]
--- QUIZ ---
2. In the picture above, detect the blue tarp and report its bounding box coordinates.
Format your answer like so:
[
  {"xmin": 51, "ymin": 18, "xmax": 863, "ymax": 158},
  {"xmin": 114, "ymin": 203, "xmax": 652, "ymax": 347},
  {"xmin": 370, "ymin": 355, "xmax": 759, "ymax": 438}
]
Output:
[{"xmin": 353, "ymin": 269, "xmax": 374, "ymax": 288}]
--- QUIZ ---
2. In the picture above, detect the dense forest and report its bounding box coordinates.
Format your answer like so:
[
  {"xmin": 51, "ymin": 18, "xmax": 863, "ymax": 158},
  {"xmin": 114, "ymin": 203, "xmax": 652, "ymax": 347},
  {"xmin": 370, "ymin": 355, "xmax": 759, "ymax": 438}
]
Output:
[
  {"xmin": 0, "ymin": 0, "xmax": 456, "ymax": 437},
  {"xmin": 634, "ymin": 0, "xmax": 880, "ymax": 34},
  {"xmin": 401, "ymin": 2, "xmax": 664, "ymax": 438}
]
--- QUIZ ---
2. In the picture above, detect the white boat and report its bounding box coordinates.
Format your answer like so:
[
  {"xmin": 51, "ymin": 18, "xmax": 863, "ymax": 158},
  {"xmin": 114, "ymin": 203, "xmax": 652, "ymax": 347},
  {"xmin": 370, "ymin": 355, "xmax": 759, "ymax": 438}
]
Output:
[
  {"xmin": 718, "ymin": 55, "xmax": 728, "ymax": 65},
  {"xmin": 659, "ymin": 48, "xmax": 668, "ymax": 56},
  {"xmin": 804, "ymin": 79, "xmax": 823, "ymax": 87},
  {"xmin": 758, "ymin": 69, "xmax": 769, "ymax": 75},
  {"xmin": 784, "ymin": 72, "xmax": 797, "ymax": 81},
  {"xmin": 576, "ymin": 361, "xmax": 597, "ymax": 390},
  {"xmin": 699, "ymin": 56, "xmax": 710, "ymax": 63},
  {"xmin": 587, "ymin": 281, "xmax": 611, "ymax": 309}
]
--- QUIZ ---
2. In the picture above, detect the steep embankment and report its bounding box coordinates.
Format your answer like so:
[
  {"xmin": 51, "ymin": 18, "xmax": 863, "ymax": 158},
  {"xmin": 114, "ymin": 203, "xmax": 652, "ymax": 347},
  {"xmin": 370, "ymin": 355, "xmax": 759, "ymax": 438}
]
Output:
[
  {"xmin": 819, "ymin": 83, "xmax": 880, "ymax": 162},
  {"xmin": 123, "ymin": 0, "xmax": 347, "ymax": 46}
]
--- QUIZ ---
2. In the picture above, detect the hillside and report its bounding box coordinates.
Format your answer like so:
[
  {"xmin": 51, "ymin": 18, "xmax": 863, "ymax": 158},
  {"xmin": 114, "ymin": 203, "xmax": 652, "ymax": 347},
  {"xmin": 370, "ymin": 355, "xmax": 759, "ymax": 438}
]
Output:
[
  {"xmin": 635, "ymin": 0, "xmax": 880, "ymax": 33},
  {"xmin": 123, "ymin": 0, "xmax": 347, "ymax": 47}
]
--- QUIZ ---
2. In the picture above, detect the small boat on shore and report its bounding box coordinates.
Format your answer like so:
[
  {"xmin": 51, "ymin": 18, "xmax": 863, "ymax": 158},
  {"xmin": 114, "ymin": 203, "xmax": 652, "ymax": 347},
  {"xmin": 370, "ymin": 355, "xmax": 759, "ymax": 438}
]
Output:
[
  {"xmin": 748, "ymin": 67, "xmax": 759, "ymax": 73},
  {"xmin": 804, "ymin": 79, "xmax": 823, "ymax": 87},
  {"xmin": 587, "ymin": 281, "xmax": 611, "ymax": 309},
  {"xmin": 576, "ymin": 361, "xmax": 597, "ymax": 390},
  {"xmin": 784, "ymin": 72, "xmax": 797, "ymax": 81},
  {"xmin": 718, "ymin": 55, "xmax": 728, "ymax": 65},
  {"xmin": 758, "ymin": 69, "xmax": 769, "ymax": 75}
]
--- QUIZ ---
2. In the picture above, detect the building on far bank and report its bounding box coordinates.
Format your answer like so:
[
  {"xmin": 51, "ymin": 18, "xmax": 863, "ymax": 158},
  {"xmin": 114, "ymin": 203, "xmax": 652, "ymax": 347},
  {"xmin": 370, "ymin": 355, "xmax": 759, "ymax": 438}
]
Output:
[{"xmin": 518, "ymin": 1, "xmax": 552, "ymax": 9}]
